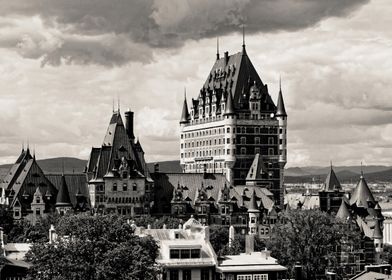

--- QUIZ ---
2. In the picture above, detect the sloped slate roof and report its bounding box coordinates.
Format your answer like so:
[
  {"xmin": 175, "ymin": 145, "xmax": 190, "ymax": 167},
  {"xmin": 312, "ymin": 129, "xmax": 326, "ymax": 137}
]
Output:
[
  {"xmin": 323, "ymin": 167, "xmax": 341, "ymax": 191},
  {"xmin": 46, "ymin": 174, "xmax": 89, "ymax": 207},
  {"xmin": 55, "ymin": 175, "xmax": 72, "ymax": 207},
  {"xmin": 246, "ymin": 154, "xmax": 268, "ymax": 181},
  {"xmin": 350, "ymin": 175, "xmax": 376, "ymax": 207},
  {"xmin": 275, "ymin": 87, "xmax": 287, "ymax": 117},
  {"xmin": 336, "ymin": 199, "xmax": 351, "ymax": 221}
]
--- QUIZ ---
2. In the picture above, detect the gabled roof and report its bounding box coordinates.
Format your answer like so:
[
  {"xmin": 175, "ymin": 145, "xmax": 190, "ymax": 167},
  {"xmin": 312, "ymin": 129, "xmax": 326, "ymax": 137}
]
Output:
[
  {"xmin": 349, "ymin": 175, "xmax": 376, "ymax": 207},
  {"xmin": 55, "ymin": 174, "xmax": 72, "ymax": 207},
  {"xmin": 246, "ymin": 154, "xmax": 268, "ymax": 182},
  {"xmin": 323, "ymin": 166, "xmax": 341, "ymax": 191}
]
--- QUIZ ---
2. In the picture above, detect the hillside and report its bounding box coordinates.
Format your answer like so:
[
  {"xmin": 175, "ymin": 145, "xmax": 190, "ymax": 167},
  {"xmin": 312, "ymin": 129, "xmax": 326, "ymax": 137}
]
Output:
[{"xmin": 0, "ymin": 157, "xmax": 87, "ymax": 179}]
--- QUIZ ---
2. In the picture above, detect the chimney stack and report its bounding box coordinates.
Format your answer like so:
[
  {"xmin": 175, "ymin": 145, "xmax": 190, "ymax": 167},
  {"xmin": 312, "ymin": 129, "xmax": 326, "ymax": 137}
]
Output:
[
  {"xmin": 224, "ymin": 51, "xmax": 229, "ymax": 65},
  {"xmin": 124, "ymin": 109, "xmax": 135, "ymax": 140},
  {"xmin": 154, "ymin": 163, "xmax": 160, "ymax": 173},
  {"xmin": 0, "ymin": 227, "xmax": 5, "ymax": 256}
]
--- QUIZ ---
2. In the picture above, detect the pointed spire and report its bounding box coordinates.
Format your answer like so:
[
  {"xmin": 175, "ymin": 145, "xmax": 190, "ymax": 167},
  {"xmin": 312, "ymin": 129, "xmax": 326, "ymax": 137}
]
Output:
[
  {"xmin": 112, "ymin": 98, "xmax": 115, "ymax": 113},
  {"xmin": 275, "ymin": 78, "xmax": 287, "ymax": 117},
  {"xmin": 216, "ymin": 37, "xmax": 220, "ymax": 60},
  {"xmin": 180, "ymin": 89, "xmax": 190, "ymax": 124},
  {"xmin": 324, "ymin": 165, "xmax": 341, "ymax": 191},
  {"xmin": 224, "ymin": 91, "xmax": 235, "ymax": 115},
  {"xmin": 373, "ymin": 220, "xmax": 383, "ymax": 239},
  {"xmin": 336, "ymin": 199, "xmax": 351, "ymax": 221},
  {"xmin": 248, "ymin": 190, "xmax": 259, "ymax": 212},
  {"xmin": 56, "ymin": 174, "xmax": 72, "ymax": 207},
  {"xmin": 349, "ymin": 173, "xmax": 376, "ymax": 207},
  {"xmin": 117, "ymin": 96, "xmax": 120, "ymax": 113}
]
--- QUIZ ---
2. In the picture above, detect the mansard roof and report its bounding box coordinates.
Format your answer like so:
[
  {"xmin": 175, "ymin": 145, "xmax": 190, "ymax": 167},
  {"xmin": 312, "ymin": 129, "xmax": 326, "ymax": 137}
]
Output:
[
  {"xmin": 151, "ymin": 173, "xmax": 274, "ymax": 213},
  {"xmin": 323, "ymin": 166, "xmax": 341, "ymax": 192},
  {"xmin": 349, "ymin": 174, "xmax": 376, "ymax": 208}
]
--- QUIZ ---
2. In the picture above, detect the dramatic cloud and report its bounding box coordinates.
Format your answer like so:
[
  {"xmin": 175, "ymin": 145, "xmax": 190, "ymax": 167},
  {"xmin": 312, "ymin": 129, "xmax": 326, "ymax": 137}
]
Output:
[{"xmin": 0, "ymin": 0, "xmax": 369, "ymax": 66}]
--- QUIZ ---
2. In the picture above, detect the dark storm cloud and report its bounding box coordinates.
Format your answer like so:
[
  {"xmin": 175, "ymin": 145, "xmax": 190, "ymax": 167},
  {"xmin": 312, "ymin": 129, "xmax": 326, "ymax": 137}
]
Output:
[{"xmin": 0, "ymin": 0, "xmax": 369, "ymax": 66}]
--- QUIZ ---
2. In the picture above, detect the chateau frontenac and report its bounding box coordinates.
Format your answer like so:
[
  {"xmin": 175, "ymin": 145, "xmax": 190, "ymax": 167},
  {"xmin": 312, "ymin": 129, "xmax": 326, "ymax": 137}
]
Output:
[{"xmin": 179, "ymin": 42, "xmax": 287, "ymax": 205}]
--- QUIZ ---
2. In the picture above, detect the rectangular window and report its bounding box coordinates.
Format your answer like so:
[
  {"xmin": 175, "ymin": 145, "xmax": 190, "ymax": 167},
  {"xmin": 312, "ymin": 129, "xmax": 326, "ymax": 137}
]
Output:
[
  {"xmin": 180, "ymin": 249, "xmax": 190, "ymax": 259},
  {"xmin": 237, "ymin": 275, "xmax": 252, "ymax": 280},
  {"xmin": 241, "ymin": 148, "xmax": 246, "ymax": 155},
  {"xmin": 255, "ymin": 137, "xmax": 260, "ymax": 144},
  {"xmin": 183, "ymin": 270, "xmax": 191, "ymax": 280},
  {"xmin": 255, "ymin": 148, "xmax": 260, "ymax": 154},
  {"xmin": 226, "ymin": 138, "xmax": 230, "ymax": 144},
  {"xmin": 123, "ymin": 183, "xmax": 127, "ymax": 191},
  {"xmin": 227, "ymin": 149, "xmax": 230, "ymax": 155},
  {"xmin": 36, "ymin": 209, "xmax": 41, "ymax": 216},
  {"xmin": 133, "ymin": 184, "xmax": 137, "ymax": 191},
  {"xmin": 113, "ymin": 183, "xmax": 117, "ymax": 192},
  {"xmin": 253, "ymin": 275, "xmax": 268, "ymax": 280},
  {"xmin": 268, "ymin": 148, "xmax": 274, "ymax": 155},
  {"xmin": 191, "ymin": 249, "xmax": 201, "ymax": 258},
  {"xmin": 170, "ymin": 270, "xmax": 179, "ymax": 280},
  {"xmin": 170, "ymin": 249, "xmax": 180, "ymax": 259},
  {"xmin": 241, "ymin": 137, "xmax": 246, "ymax": 144},
  {"xmin": 201, "ymin": 269, "xmax": 210, "ymax": 280}
]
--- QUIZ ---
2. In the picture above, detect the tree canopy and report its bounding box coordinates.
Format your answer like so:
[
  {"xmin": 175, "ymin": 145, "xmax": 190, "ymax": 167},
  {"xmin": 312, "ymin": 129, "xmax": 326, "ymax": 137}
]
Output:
[
  {"xmin": 266, "ymin": 209, "xmax": 362, "ymax": 279},
  {"xmin": 25, "ymin": 214, "xmax": 159, "ymax": 280}
]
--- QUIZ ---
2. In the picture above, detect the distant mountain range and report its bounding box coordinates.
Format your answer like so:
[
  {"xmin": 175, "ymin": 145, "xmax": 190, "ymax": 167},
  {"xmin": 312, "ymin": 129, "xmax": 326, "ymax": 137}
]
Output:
[{"xmin": 0, "ymin": 157, "xmax": 391, "ymax": 184}]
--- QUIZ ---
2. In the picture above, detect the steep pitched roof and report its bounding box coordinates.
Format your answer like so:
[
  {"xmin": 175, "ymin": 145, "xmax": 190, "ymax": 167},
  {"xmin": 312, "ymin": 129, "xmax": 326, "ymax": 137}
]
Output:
[
  {"xmin": 336, "ymin": 199, "xmax": 351, "ymax": 221},
  {"xmin": 46, "ymin": 174, "xmax": 89, "ymax": 207},
  {"xmin": 246, "ymin": 154, "xmax": 268, "ymax": 182},
  {"xmin": 373, "ymin": 220, "xmax": 383, "ymax": 239},
  {"xmin": 275, "ymin": 85, "xmax": 287, "ymax": 117},
  {"xmin": 55, "ymin": 174, "xmax": 72, "ymax": 207},
  {"xmin": 349, "ymin": 175, "xmax": 376, "ymax": 207},
  {"xmin": 323, "ymin": 167, "xmax": 341, "ymax": 191},
  {"xmin": 224, "ymin": 91, "xmax": 235, "ymax": 115},
  {"xmin": 180, "ymin": 96, "xmax": 190, "ymax": 123},
  {"xmin": 248, "ymin": 190, "xmax": 259, "ymax": 212}
]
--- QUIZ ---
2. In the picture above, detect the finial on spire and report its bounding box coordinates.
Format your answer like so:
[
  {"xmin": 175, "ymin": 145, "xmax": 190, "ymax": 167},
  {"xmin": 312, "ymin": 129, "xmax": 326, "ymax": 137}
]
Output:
[
  {"xmin": 279, "ymin": 75, "xmax": 282, "ymax": 93},
  {"xmin": 117, "ymin": 96, "xmax": 120, "ymax": 113},
  {"xmin": 330, "ymin": 160, "xmax": 332, "ymax": 169},
  {"xmin": 112, "ymin": 98, "xmax": 115, "ymax": 113},
  {"xmin": 360, "ymin": 161, "xmax": 363, "ymax": 177},
  {"xmin": 62, "ymin": 158, "xmax": 65, "ymax": 175},
  {"xmin": 216, "ymin": 37, "xmax": 220, "ymax": 60},
  {"xmin": 22, "ymin": 141, "xmax": 24, "ymax": 151},
  {"xmin": 184, "ymin": 87, "xmax": 187, "ymax": 99},
  {"xmin": 242, "ymin": 24, "xmax": 246, "ymax": 53}
]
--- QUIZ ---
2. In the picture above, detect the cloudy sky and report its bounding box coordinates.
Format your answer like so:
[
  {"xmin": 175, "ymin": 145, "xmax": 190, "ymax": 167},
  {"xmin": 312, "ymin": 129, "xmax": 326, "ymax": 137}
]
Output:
[{"xmin": 0, "ymin": 0, "xmax": 391, "ymax": 167}]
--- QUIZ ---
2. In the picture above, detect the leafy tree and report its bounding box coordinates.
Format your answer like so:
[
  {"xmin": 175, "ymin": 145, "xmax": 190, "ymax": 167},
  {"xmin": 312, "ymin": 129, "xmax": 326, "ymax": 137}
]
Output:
[
  {"xmin": 381, "ymin": 244, "xmax": 392, "ymax": 265},
  {"xmin": 132, "ymin": 215, "xmax": 183, "ymax": 229},
  {"xmin": 8, "ymin": 213, "xmax": 61, "ymax": 243},
  {"xmin": 266, "ymin": 209, "xmax": 362, "ymax": 280},
  {"xmin": 25, "ymin": 214, "xmax": 159, "ymax": 280},
  {"xmin": 209, "ymin": 225, "xmax": 245, "ymax": 256},
  {"xmin": 0, "ymin": 206, "xmax": 14, "ymax": 234}
]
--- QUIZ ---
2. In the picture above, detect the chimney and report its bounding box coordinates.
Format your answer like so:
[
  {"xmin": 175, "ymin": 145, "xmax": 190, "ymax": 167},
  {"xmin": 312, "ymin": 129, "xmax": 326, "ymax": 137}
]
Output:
[
  {"xmin": 261, "ymin": 248, "xmax": 271, "ymax": 259},
  {"xmin": 204, "ymin": 226, "xmax": 210, "ymax": 241},
  {"xmin": 224, "ymin": 51, "xmax": 229, "ymax": 65},
  {"xmin": 124, "ymin": 109, "xmax": 135, "ymax": 140},
  {"xmin": 162, "ymin": 224, "xmax": 167, "ymax": 229},
  {"xmin": 245, "ymin": 234, "xmax": 254, "ymax": 254},
  {"xmin": 154, "ymin": 163, "xmax": 160, "ymax": 173},
  {"xmin": 229, "ymin": 225, "xmax": 235, "ymax": 248},
  {"xmin": 295, "ymin": 263, "xmax": 302, "ymax": 280}
]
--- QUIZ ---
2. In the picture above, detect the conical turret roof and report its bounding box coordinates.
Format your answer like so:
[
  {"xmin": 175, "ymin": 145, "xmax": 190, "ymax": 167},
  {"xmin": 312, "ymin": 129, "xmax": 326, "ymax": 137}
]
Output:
[
  {"xmin": 349, "ymin": 174, "xmax": 375, "ymax": 208},
  {"xmin": 224, "ymin": 91, "xmax": 235, "ymax": 115},
  {"xmin": 248, "ymin": 190, "xmax": 259, "ymax": 212},
  {"xmin": 324, "ymin": 166, "xmax": 341, "ymax": 191},
  {"xmin": 246, "ymin": 154, "xmax": 268, "ymax": 182},
  {"xmin": 275, "ymin": 84, "xmax": 287, "ymax": 117},
  {"xmin": 180, "ymin": 95, "xmax": 190, "ymax": 124},
  {"xmin": 336, "ymin": 199, "xmax": 351, "ymax": 221},
  {"xmin": 56, "ymin": 174, "xmax": 72, "ymax": 207}
]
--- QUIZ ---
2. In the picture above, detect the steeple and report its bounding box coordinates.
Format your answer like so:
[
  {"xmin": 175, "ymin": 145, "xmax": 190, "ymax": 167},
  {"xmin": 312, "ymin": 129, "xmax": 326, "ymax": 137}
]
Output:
[
  {"xmin": 275, "ymin": 77, "xmax": 287, "ymax": 117},
  {"xmin": 349, "ymin": 172, "xmax": 376, "ymax": 207},
  {"xmin": 180, "ymin": 89, "xmax": 190, "ymax": 124},
  {"xmin": 224, "ymin": 91, "xmax": 235, "ymax": 116},
  {"xmin": 324, "ymin": 164, "xmax": 341, "ymax": 191}
]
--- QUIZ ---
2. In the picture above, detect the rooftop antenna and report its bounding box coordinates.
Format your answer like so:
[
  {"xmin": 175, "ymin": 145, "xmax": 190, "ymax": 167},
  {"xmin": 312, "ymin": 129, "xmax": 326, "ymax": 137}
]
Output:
[{"xmin": 216, "ymin": 37, "xmax": 220, "ymax": 60}]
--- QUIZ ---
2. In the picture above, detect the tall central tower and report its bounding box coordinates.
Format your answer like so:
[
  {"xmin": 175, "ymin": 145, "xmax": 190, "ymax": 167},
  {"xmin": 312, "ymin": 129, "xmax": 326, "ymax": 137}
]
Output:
[{"xmin": 179, "ymin": 41, "xmax": 287, "ymax": 205}]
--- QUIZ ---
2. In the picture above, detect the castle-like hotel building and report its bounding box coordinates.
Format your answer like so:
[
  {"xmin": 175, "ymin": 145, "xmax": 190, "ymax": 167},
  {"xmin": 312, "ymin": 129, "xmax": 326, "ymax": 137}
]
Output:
[{"xmin": 180, "ymin": 43, "xmax": 287, "ymax": 204}]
